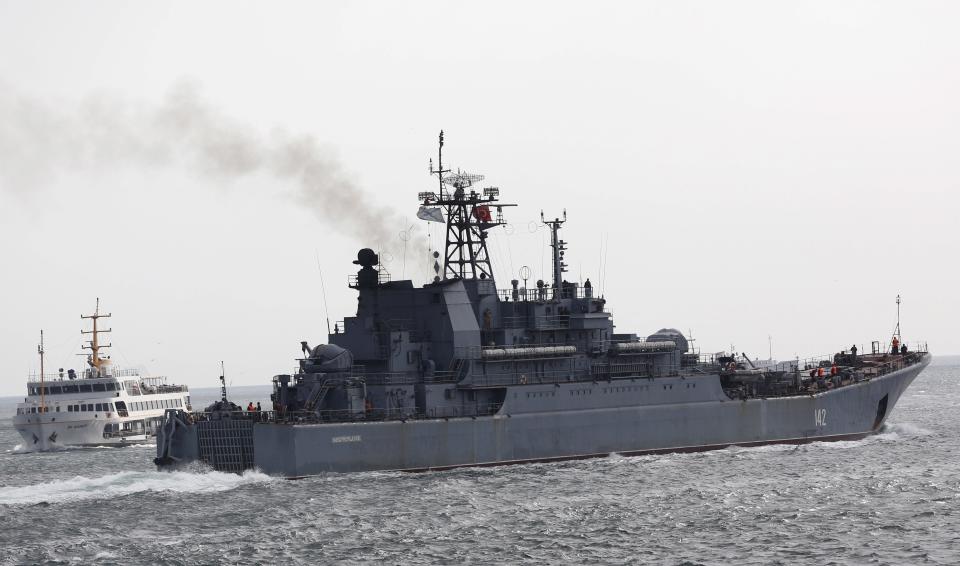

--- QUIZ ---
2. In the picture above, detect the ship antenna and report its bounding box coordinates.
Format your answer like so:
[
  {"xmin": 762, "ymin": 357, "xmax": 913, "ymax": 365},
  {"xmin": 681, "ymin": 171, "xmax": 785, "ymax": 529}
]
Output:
[
  {"xmin": 541, "ymin": 210, "xmax": 568, "ymax": 298},
  {"xmin": 601, "ymin": 232, "xmax": 609, "ymax": 297},
  {"xmin": 894, "ymin": 294, "xmax": 902, "ymax": 341},
  {"xmin": 219, "ymin": 361, "xmax": 228, "ymax": 403},
  {"xmin": 437, "ymin": 130, "xmax": 445, "ymax": 193},
  {"xmin": 317, "ymin": 253, "xmax": 331, "ymax": 335},
  {"xmin": 38, "ymin": 330, "xmax": 46, "ymax": 414},
  {"xmin": 80, "ymin": 298, "xmax": 112, "ymax": 378}
]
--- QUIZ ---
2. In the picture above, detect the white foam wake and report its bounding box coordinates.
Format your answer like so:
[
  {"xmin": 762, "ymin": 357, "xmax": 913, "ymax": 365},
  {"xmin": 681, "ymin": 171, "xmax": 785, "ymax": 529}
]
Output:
[
  {"xmin": 9, "ymin": 442, "xmax": 158, "ymax": 454},
  {"xmin": 0, "ymin": 469, "xmax": 274, "ymax": 506},
  {"xmin": 881, "ymin": 421, "xmax": 933, "ymax": 436}
]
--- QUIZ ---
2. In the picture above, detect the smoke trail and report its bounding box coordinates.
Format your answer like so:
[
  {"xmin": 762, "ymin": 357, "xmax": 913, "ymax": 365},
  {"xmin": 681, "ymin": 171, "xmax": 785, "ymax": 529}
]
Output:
[{"xmin": 0, "ymin": 81, "xmax": 420, "ymax": 252}]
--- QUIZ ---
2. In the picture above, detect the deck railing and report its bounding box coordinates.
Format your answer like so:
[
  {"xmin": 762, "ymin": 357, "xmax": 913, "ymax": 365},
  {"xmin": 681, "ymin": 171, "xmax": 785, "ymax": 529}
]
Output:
[
  {"xmin": 496, "ymin": 286, "xmax": 599, "ymax": 302},
  {"xmin": 177, "ymin": 402, "xmax": 504, "ymax": 425}
]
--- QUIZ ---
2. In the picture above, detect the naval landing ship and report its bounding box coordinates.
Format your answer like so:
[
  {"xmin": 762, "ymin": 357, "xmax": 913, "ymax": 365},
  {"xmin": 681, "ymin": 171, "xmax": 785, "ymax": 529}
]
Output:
[{"xmin": 156, "ymin": 133, "xmax": 930, "ymax": 477}]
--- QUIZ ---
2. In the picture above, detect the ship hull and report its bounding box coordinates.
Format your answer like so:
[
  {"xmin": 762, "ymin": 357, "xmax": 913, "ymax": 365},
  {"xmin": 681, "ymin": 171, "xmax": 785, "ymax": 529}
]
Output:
[
  {"xmin": 12, "ymin": 418, "xmax": 147, "ymax": 450},
  {"xmin": 162, "ymin": 357, "xmax": 928, "ymax": 477},
  {"xmin": 12, "ymin": 405, "xmax": 182, "ymax": 450}
]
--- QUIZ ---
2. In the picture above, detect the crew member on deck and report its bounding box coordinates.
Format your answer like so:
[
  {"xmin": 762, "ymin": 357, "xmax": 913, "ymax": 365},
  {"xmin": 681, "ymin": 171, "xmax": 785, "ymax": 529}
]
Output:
[
  {"xmin": 892, "ymin": 336, "xmax": 900, "ymax": 354},
  {"xmin": 851, "ymin": 344, "xmax": 858, "ymax": 357}
]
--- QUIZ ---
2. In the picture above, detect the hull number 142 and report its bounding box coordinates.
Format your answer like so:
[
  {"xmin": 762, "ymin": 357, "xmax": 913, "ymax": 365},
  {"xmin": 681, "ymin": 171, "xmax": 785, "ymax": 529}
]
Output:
[{"xmin": 814, "ymin": 408, "xmax": 827, "ymax": 427}]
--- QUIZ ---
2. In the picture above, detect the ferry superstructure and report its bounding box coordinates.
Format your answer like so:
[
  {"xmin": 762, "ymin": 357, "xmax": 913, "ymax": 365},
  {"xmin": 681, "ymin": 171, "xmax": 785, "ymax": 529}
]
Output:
[{"xmin": 13, "ymin": 300, "xmax": 190, "ymax": 450}]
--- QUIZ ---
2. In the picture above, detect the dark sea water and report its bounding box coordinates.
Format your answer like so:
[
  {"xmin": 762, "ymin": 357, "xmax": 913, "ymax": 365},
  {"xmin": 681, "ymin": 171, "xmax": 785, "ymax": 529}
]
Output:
[{"xmin": 2, "ymin": 361, "xmax": 959, "ymax": 565}]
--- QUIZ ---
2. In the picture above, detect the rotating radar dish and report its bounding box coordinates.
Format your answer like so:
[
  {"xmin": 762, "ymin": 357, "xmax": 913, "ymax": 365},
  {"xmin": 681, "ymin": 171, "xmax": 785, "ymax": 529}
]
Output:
[{"xmin": 443, "ymin": 172, "xmax": 484, "ymax": 190}]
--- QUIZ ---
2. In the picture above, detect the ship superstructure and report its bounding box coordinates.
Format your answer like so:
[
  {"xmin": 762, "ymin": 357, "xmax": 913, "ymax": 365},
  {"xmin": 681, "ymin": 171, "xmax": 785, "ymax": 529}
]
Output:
[
  {"xmin": 13, "ymin": 300, "xmax": 191, "ymax": 450},
  {"xmin": 156, "ymin": 134, "xmax": 930, "ymax": 476}
]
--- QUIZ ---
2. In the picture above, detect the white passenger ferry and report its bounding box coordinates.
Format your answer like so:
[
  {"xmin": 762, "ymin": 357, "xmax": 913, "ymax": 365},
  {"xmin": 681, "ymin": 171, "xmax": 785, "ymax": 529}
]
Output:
[{"xmin": 12, "ymin": 301, "xmax": 191, "ymax": 450}]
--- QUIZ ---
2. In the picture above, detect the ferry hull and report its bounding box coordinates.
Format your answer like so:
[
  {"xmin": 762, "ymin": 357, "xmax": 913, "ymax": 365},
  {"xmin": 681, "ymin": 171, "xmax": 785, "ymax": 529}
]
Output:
[
  {"xmin": 161, "ymin": 357, "xmax": 929, "ymax": 477},
  {"xmin": 12, "ymin": 418, "xmax": 112, "ymax": 450},
  {"xmin": 13, "ymin": 415, "xmax": 157, "ymax": 450}
]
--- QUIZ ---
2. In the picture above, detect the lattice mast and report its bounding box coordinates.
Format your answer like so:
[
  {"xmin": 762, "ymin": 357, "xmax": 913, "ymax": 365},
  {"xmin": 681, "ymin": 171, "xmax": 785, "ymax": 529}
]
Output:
[{"xmin": 421, "ymin": 131, "xmax": 514, "ymax": 280}]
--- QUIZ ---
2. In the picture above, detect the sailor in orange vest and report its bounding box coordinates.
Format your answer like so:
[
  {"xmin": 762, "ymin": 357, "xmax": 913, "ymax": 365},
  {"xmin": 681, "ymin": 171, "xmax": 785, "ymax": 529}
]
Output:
[{"xmin": 892, "ymin": 336, "xmax": 900, "ymax": 354}]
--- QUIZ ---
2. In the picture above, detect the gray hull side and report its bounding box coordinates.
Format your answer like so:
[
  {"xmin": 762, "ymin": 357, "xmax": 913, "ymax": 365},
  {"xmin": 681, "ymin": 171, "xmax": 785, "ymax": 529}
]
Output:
[{"xmin": 252, "ymin": 359, "xmax": 927, "ymax": 477}]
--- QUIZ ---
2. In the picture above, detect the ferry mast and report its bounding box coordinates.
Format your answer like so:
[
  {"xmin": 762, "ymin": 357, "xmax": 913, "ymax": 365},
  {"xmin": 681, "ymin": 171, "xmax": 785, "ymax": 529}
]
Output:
[
  {"xmin": 81, "ymin": 298, "xmax": 112, "ymax": 377},
  {"xmin": 422, "ymin": 131, "xmax": 514, "ymax": 280},
  {"xmin": 38, "ymin": 330, "xmax": 46, "ymax": 413}
]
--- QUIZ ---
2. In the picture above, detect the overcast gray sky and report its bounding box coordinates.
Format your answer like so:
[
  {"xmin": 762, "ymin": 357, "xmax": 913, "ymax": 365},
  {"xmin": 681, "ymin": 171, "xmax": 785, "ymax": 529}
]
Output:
[{"xmin": 1, "ymin": 1, "xmax": 957, "ymax": 396}]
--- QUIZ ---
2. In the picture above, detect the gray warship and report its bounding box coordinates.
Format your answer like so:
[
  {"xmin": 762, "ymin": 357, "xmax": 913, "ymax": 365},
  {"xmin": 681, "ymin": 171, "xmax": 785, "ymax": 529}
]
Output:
[{"xmin": 156, "ymin": 133, "xmax": 931, "ymax": 477}]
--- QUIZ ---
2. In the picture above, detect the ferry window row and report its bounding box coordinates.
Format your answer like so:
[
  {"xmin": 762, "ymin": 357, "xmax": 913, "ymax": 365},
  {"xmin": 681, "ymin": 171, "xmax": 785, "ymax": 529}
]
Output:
[
  {"xmin": 28, "ymin": 382, "xmax": 119, "ymax": 395},
  {"xmin": 18, "ymin": 404, "xmax": 114, "ymax": 414},
  {"xmin": 130, "ymin": 399, "xmax": 182, "ymax": 412},
  {"xmin": 67, "ymin": 403, "xmax": 114, "ymax": 413},
  {"xmin": 18, "ymin": 407, "xmax": 50, "ymax": 414}
]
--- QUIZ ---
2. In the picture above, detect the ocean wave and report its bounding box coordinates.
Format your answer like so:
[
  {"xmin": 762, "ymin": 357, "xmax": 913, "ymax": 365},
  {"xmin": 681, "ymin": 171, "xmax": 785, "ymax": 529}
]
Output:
[
  {"xmin": 879, "ymin": 422, "xmax": 933, "ymax": 437},
  {"xmin": 0, "ymin": 469, "xmax": 274, "ymax": 506},
  {"xmin": 7, "ymin": 442, "xmax": 157, "ymax": 454}
]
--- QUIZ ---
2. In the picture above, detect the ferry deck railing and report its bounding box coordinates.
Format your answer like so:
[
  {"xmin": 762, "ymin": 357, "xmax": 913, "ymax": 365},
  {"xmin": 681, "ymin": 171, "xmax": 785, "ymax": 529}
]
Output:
[{"xmin": 27, "ymin": 367, "xmax": 153, "ymax": 382}]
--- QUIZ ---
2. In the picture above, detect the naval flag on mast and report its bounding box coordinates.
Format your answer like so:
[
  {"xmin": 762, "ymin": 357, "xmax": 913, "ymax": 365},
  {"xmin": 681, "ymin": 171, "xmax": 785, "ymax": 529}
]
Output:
[{"xmin": 417, "ymin": 206, "xmax": 444, "ymax": 223}]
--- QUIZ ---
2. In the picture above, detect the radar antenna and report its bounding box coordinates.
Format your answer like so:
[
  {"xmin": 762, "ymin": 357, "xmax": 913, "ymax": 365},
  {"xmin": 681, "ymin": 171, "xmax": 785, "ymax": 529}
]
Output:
[
  {"xmin": 541, "ymin": 210, "xmax": 568, "ymax": 298},
  {"xmin": 422, "ymin": 131, "xmax": 515, "ymax": 280}
]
